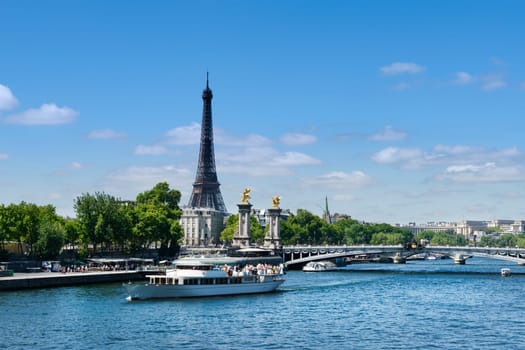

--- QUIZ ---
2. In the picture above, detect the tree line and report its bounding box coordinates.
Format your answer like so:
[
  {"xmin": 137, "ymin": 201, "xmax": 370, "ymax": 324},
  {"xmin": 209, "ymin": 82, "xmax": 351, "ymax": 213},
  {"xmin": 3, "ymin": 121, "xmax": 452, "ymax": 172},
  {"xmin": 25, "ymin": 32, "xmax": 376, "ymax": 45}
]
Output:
[
  {"xmin": 221, "ymin": 209, "xmax": 415, "ymax": 246},
  {"xmin": 2, "ymin": 182, "xmax": 524, "ymax": 261},
  {"xmin": 0, "ymin": 182, "xmax": 183, "ymax": 260}
]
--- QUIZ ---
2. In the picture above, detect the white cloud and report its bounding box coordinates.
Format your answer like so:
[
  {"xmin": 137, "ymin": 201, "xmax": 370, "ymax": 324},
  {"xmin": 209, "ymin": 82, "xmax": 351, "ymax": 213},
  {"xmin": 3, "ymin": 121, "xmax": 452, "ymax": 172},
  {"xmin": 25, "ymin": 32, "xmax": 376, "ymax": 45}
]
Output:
[
  {"xmin": 446, "ymin": 163, "xmax": 494, "ymax": 174},
  {"xmin": 393, "ymin": 82, "xmax": 412, "ymax": 91},
  {"xmin": 0, "ymin": 153, "xmax": 8, "ymax": 160},
  {"xmin": 108, "ymin": 165, "xmax": 191, "ymax": 183},
  {"xmin": 369, "ymin": 126, "xmax": 407, "ymax": 141},
  {"xmin": 491, "ymin": 146, "xmax": 520, "ymax": 158},
  {"xmin": 273, "ymin": 152, "xmax": 321, "ymax": 166},
  {"xmin": 303, "ymin": 171, "xmax": 372, "ymax": 189},
  {"xmin": 218, "ymin": 147, "xmax": 320, "ymax": 176},
  {"xmin": 134, "ymin": 144, "xmax": 168, "ymax": 156},
  {"xmin": 5, "ymin": 103, "xmax": 78, "ymax": 125},
  {"xmin": 373, "ymin": 144, "xmax": 522, "ymax": 172},
  {"xmin": 490, "ymin": 57, "xmax": 506, "ymax": 66},
  {"xmin": 69, "ymin": 162, "xmax": 84, "ymax": 169},
  {"xmin": 438, "ymin": 162, "xmax": 524, "ymax": 183},
  {"xmin": 48, "ymin": 192, "xmax": 62, "ymax": 200},
  {"xmin": 481, "ymin": 74, "xmax": 506, "ymax": 90},
  {"xmin": 333, "ymin": 194, "xmax": 354, "ymax": 201},
  {"xmin": 434, "ymin": 144, "xmax": 481, "ymax": 155},
  {"xmin": 0, "ymin": 84, "xmax": 18, "ymax": 110},
  {"xmin": 218, "ymin": 147, "xmax": 277, "ymax": 164},
  {"xmin": 372, "ymin": 147, "xmax": 423, "ymax": 165},
  {"xmin": 166, "ymin": 123, "xmax": 201, "ymax": 145},
  {"xmin": 380, "ymin": 62, "xmax": 425, "ymax": 75},
  {"xmin": 438, "ymin": 145, "xmax": 520, "ymax": 165},
  {"xmin": 280, "ymin": 133, "xmax": 317, "ymax": 145},
  {"xmin": 218, "ymin": 164, "xmax": 291, "ymax": 177},
  {"xmin": 215, "ymin": 129, "xmax": 271, "ymax": 147},
  {"xmin": 165, "ymin": 122, "xmax": 271, "ymax": 148},
  {"xmin": 453, "ymin": 72, "xmax": 474, "ymax": 85},
  {"xmin": 105, "ymin": 165, "xmax": 193, "ymax": 198},
  {"xmin": 88, "ymin": 129, "xmax": 127, "ymax": 139}
]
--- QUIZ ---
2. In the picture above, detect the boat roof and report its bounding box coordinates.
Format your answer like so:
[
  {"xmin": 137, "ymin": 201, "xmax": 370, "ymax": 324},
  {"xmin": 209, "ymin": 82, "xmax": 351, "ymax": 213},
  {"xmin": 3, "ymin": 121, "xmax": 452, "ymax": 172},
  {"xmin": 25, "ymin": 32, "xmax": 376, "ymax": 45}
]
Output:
[
  {"xmin": 173, "ymin": 259, "xmax": 215, "ymax": 267},
  {"xmin": 237, "ymin": 248, "xmax": 270, "ymax": 252}
]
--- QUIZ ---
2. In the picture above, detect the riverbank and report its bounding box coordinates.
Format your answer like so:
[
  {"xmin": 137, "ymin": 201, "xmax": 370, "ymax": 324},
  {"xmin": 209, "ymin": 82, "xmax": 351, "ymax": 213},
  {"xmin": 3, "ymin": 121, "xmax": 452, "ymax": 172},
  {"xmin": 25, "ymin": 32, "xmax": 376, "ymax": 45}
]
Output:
[{"xmin": 0, "ymin": 270, "xmax": 149, "ymax": 291}]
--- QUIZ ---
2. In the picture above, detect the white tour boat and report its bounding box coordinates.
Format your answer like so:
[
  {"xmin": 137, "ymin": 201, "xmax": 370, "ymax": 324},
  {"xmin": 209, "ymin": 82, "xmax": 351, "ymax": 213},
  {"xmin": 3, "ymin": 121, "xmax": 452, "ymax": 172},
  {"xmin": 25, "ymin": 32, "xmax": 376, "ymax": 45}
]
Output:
[
  {"xmin": 125, "ymin": 261, "xmax": 285, "ymax": 300},
  {"xmin": 302, "ymin": 260, "xmax": 338, "ymax": 272}
]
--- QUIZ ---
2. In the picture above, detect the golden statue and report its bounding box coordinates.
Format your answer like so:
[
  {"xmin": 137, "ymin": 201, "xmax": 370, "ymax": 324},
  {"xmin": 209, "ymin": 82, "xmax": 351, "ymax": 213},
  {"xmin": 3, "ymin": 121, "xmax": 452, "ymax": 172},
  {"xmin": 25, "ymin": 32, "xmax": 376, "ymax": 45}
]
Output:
[
  {"xmin": 241, "ymin": 188, "xmax": 251, "ymax": 204},
  {"xmin": 272, "ymin": 195, "xmax": 281, "ymax": 208}
]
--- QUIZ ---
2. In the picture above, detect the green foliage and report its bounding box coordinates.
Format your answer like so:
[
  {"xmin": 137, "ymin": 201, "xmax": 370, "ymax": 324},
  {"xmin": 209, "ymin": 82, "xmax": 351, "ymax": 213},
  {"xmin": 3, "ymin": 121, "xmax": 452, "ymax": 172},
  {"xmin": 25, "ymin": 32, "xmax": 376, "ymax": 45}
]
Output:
[
  {"xmin": 220, "ymin": 214, "xmax": 238, "ymax": 243},
  {"xmin": 0, "ymin": 204, "xmax": 8, "ymax": 244},
  {"xmin": 516, "ymin": 234, "xmax": 525, "ymax": 248},
  {"xmin": 74, "ymin": 192, "xmax": 124, "ymax": 253},
  {"xmin": 1, "ymin": 182, "xmax": 184, "ymax": 259},
  {"xmin": 478, "ymin": 235, "xmax": 496, "ymax": 247},
  {"xmin": 0, "ymin": 202, "xmax": 63, "ymax": 256},
  {"xmin": 497, "ymin": 234, "xmax": 518, "ymax": 248},
  {"xmin": 64, "ymin": 218, "xmax": 80, "ymax": 247},
  {"xmin": 134, "ymin": 182, "xmax": 182, "ymax": 255},
  {"xmin": 415, "ymin": 230, "xmax": 435, "ymax": 242},
  {"xmin": 219, "ymin": 214, "xmax": 265, "ymax": 245},
  {"xmin": 250, "ymin": 217, "xmax": 265, "ymax": 245},
  {"xmin": 34, "ymin": 220, "xmax": 66, "ymax": 259},
  {"xmin": 279, "ymin": 209, "xmax": 414, "ymax": 246},
  {"xmin": 430, "ymin": 231, "xmax": 457, "ymax": 246}
]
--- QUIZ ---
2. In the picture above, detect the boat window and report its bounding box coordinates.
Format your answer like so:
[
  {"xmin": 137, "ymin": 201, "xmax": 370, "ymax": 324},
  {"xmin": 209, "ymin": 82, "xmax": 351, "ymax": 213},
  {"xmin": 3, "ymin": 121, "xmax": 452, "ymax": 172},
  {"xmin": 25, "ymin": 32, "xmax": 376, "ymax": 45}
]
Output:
[
  {"xmin": 183, "ymin": 278, "xmax": 199, "ymax": 285},
  {"xmin": 176, "ymin": 265, "xmax": 213, "ymax": 271}
]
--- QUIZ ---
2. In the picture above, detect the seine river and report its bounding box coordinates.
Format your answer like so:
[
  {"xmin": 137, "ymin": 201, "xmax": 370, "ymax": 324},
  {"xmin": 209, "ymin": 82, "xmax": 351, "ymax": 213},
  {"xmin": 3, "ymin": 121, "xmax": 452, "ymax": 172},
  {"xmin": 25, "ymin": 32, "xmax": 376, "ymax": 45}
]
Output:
[{"xmin": 1, "ymin": 258, "xmax": 524, "ymax": 350}]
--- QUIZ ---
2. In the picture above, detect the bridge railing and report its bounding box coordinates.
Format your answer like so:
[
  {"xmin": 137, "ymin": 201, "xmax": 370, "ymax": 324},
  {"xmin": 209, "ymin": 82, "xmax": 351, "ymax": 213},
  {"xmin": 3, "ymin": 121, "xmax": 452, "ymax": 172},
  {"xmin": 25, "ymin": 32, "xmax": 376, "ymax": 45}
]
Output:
[{"xmin": 282, "ymin": 244, "xmax": 525, "ymax": 266}]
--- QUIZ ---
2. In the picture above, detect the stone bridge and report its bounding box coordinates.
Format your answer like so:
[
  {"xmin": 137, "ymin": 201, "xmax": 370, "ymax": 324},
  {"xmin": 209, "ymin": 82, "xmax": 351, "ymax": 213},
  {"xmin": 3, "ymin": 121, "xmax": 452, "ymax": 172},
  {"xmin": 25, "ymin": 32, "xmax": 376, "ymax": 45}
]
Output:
[{"xmin": 283, "ymin": 245, "xmax": 525, "ymax": 269}]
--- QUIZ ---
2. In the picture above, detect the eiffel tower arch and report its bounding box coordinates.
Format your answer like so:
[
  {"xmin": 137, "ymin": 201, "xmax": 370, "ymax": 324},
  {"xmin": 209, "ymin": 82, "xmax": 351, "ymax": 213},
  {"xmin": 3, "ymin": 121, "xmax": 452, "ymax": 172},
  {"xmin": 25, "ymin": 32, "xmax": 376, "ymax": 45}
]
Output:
[{"xmin": 180, "ymin": 76, "xmax": 229, "ymax": 247}]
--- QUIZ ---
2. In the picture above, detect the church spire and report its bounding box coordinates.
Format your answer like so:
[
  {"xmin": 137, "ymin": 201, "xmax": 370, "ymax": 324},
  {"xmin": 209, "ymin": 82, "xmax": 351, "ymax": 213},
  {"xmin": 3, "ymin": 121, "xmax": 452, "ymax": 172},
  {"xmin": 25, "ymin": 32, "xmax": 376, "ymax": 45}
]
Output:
[{"xmin": 323, "ymin": 196, "xmax": 331, "ymax": 224}]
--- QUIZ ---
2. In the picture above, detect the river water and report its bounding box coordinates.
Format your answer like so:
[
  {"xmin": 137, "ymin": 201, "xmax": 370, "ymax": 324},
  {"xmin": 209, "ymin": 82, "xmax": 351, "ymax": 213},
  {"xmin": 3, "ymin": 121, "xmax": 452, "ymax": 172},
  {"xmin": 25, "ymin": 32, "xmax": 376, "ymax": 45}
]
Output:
[{"xmin": 1, "ymin": 258, "xmax": 524, "ymax": 350}]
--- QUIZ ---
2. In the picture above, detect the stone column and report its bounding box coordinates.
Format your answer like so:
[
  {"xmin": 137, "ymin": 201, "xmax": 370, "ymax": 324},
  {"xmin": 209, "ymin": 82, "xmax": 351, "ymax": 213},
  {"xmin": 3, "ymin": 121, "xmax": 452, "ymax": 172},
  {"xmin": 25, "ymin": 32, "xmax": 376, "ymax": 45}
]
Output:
[
  {"xmin": 264, "ymin": 208, "xmax": 282, "ymax": 249},
  {"xmin": 233, "ymin": 203, "xmax": 252, "ymax": 248}
]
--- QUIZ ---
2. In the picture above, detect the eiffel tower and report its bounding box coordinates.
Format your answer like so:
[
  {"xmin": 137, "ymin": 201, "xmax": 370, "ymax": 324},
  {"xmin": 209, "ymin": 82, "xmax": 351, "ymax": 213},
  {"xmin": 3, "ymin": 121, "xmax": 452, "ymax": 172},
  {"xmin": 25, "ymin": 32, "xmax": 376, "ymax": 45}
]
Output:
[{"xmin": 187, "ymin": 74, "xmax": 227, "ymax": 213}]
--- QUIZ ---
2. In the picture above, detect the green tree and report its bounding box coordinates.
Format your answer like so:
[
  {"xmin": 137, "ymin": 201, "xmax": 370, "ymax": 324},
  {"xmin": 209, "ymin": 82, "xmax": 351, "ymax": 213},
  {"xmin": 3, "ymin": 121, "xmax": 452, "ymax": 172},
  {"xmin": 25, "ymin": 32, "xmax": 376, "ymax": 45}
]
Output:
[
  {"xmin": 415, "ymin": 230, "xmax": 435, "ymax": 243},
  {"xmin": 250, "ymin": 217, "xmax": 265, "ymax": 245},
  {"xmin": 497, "ymin": 234, "xmax": 517, "ymax": 248},
  {"xmin": 290, "ymin": 209, "xmax": 326, "ymax": 244},
  {"xmin": 430, "ymin": 231, "xmax": 457, "ymax": 246},
  {"xmin": 74, "ymin": 192, "xmax": 123, "ymax": 254},
  {"xmin": 134, "ymin": 182, "xmax": 183, "ymax": 256},
  {"xmin": 219, "ymin": 214, "xmax": 265, "ymax": 245},
  {"xmin": 479, "ymin": 235, "xmax": 496, "ymax": 247},
  {"xmin": 332, "ymin": 219, "xmax": 361, "ymax": 245},
  {"xmin": 34, "ymin": 220, "xmax": 66, "ymax": 259},
  {"xmin": 515, "ymin": 234, "xmax": 525, "ymax": 248},
  {"xmin": 64, "ymin": 218, "xmax": 81, "ymax": 249},
  {"xmin": 278, "ymin": 215, "xmax": 301, "ymax": 245},
  {"xmin": 220, "ymin": 214, "xmax": 238, "ymax": 244},
  {"xmin": 0, "ymin": 204, "xmax": 8, "ymax": 249}
]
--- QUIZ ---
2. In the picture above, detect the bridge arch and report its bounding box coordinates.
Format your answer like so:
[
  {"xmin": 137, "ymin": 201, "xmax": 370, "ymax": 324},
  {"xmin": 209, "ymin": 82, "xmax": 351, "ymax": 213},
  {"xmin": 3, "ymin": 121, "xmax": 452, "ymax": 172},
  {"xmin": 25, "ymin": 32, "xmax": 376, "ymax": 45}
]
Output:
[{"xmin": 283, "ymin": 245, "xmax": 525, "ymax": 269}]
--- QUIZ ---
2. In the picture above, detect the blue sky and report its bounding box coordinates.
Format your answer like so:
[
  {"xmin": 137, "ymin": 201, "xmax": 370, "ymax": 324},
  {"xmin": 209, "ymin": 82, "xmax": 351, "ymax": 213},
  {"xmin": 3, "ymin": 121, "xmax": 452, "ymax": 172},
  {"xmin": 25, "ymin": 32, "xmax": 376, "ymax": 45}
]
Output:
[{"xmin": 1, "ymin": 1, "xmax": 524, "ymax": 224}]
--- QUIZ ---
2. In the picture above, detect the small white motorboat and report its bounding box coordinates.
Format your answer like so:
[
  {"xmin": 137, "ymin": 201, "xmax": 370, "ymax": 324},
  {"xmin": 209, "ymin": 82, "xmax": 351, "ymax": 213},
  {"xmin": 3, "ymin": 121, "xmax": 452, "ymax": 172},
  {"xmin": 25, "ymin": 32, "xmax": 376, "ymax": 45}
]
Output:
[
  {"xmin": 501, "ymin": 268, "xmax": 511, "ymax": 277},
  {"xmin": 302, "ymin": 261, "xmax": 338, "ymax": 272}
]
